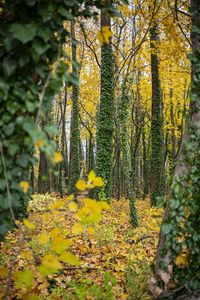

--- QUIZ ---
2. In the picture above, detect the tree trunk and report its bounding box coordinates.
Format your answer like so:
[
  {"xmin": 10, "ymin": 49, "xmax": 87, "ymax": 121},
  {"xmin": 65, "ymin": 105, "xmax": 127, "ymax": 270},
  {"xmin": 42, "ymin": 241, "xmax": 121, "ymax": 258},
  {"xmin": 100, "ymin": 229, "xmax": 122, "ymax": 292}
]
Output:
[
  {"xmin": 69, "ymin": 20, "xmax": 80, "ymax": 194},
  {"xmin": 95, "ymin": 10, "xmax": 114, "ymax": 200},
  {"xmin": 149, "ymin": 21, "xmax": 164, "ymax": 206},
  {"xmin": 150, "ymin": 1, "xmax": 200, "ymax": 297}
]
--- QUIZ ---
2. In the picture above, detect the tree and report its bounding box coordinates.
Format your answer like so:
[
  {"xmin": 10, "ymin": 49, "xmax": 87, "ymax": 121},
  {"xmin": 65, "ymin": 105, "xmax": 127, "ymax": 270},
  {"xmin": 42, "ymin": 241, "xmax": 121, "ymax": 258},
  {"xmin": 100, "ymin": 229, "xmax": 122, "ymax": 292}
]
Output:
[
  {"xmin": 95, "ymin": 11, "xmax": 115, "ymax": 200},
  {"xmin": 149, "ymin": 13, "xmax": 164, "ymax": 206},
  {"xmin": 119, "ymin": 82, "xmax": 138, "ymax": 227},
  {"xmin": 69, "ymin": 20, "xmax": 81, "ymax": 194},
  {"xmin": 0, "ymin": 0, "xmax": 119, "ymax": 238},
  {"xmin": 150, "ymin": 0, "xmax": 200, "ymax": 297}
]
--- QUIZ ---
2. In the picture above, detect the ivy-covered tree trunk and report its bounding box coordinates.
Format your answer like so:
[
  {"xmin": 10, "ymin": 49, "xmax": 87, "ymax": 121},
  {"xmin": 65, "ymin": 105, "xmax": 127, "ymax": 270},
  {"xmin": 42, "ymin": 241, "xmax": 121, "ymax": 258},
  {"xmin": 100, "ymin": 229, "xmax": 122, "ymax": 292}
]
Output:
[
  {"xmin": 142, "ymin": 130, "xmax": 149, "ymax": 199},
  {"xmin": 69, "ymin": 20, "xmax": 80, "ymax": 194},
  {"xmin": 95, "ymin": 12, "xmax": 114, "ymax": 200},
  {"xmin": 150, "ymin": 1, "xmax": 200, "ymax": 297},
  {"xmin": 119, "ymin": 84, "xmax": 138, "ymax": 227},
  {"xmin": 149, "ymin": 22, "xmax": 164, "ymax": 206}
]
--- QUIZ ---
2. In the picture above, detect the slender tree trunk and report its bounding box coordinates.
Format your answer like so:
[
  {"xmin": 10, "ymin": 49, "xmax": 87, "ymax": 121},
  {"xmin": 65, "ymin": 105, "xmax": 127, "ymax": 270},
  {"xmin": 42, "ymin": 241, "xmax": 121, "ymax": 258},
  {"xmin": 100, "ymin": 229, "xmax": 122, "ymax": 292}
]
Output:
[
  {"xmin": 142, "ymin": 130, "xmax": 148, "ymax": 199},
  {"xmin": 149, "ymin": 21, "xmax": 164, "ymax": 206},
  {"xmin": 95, "ymin": 11, "xmax": 114, "ymax": 200},
  {"xmin": 119, "ymin": 84, "xmax": 138, "ymax": 227},
  {"xmin": 69, "ymin": 20, "xmax": 80, "ymax": 194},
  {"xmin": 38, "ymin": 151, "xmax": 48, "ymax": 194}
]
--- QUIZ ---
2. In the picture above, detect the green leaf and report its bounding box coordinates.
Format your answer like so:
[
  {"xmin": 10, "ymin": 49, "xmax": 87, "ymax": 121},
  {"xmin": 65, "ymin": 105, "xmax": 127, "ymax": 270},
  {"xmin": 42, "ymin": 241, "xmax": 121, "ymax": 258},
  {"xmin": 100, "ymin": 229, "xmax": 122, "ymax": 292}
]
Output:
[
  {"xmin": 8, "ymin": 144, "xmax": 19, "ymax": 156},
  {"xmin": 162, "ymin": 222, "xmax": 173, "ymax": 235},
  {"xmin": 32, "ymin": 39, "xmax": 50, "ymax": 55},
  {"xmin": 10, "ymin": 23, "xmax": 36, "ymax": 44},
  {"xmin": 15, "ymin": 269, "xmax": 34, "ymax": 289}
]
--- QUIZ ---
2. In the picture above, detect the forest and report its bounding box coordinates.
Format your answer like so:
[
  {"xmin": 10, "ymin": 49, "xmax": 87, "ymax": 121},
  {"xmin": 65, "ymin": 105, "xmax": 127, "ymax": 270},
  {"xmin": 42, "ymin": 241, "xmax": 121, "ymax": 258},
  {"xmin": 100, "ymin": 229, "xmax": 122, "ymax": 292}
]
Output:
[{"xmin": 0, "ymin": 0, "xmax": 200, "ymax": 299}]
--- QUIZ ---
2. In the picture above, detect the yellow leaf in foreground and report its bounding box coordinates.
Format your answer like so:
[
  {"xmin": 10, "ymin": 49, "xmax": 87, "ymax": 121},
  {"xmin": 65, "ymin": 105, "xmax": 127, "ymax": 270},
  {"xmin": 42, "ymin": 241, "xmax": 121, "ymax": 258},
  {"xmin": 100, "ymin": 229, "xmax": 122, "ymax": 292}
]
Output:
[
  {"xmin": 23, "ymin": 218, "xmax": 36, "ymax": 230},
  {"xmin": 19, "ymin": 181, "xmax": 29, "ymax": 193},
  {"xmin": 66, "ymin": 194, "xmax": 74, "ymax": 201},
  {"xmin": 88, "ymin": 170, "xmax": 96, "ymax": 182},
  {"xmin": 14, "ymin": 269, "xmax": 34, "ymax": 289},
  {"xmin": 76, "ymin": 180, "xmax": 86, "ymax": 191},
  {"xmin": 37, "ymin": 232, "xmax": 50, "ymax": 245},
  {"xmin": 41, "ymin": 254, "xmax": 62, "ymax": 270},
  {"xmin": 60, "ymin": 252, "xmax": 81, "ymax": 266},
  {"xmin": 51, "ymin": 236, "xmax": 72, "ymax": 254},
  {"xmin": 71, "ymin": 223, "xmax": 84, "ymax": 234},
  {"xmin": 88, "ymin": 226, "xmax": 95, "ymax": 235},
  {"xmin": 94, "ymin": 177, "xmax": 104, "ymax": 187},
  {"xmin": 53, "ymin": 151, "xmax": 63, "ymax": 163},
  {"xmin": 49, "ymin": 200, "xmax": 64, "ymax": 210},
  {"xmin": 68, "ymin": 202, "xmax": 78, "ymax": 212},
  {"xmin": 175, "ymin": 254, "xmax": 188, "ymax": 267},
  {"xmin": 50, "ymin": 227, "xmax": 61, "ymax": 238}
]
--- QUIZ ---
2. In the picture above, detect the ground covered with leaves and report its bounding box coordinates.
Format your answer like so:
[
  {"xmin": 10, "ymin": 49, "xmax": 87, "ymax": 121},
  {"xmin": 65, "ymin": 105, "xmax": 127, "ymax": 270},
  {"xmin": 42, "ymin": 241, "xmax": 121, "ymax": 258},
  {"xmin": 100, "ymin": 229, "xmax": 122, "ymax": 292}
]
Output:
[{"xmin": 0, "ymin": 195, "xmax": 163, "ymax": 300}]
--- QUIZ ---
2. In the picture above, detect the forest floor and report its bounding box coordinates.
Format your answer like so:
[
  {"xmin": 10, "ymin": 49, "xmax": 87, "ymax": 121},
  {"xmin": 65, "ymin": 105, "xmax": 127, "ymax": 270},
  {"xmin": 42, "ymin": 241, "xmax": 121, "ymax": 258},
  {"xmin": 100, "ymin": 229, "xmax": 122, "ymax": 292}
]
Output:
[{"xmin": 0, "ymin": 196, "xmax": 163, "ymax": 300}]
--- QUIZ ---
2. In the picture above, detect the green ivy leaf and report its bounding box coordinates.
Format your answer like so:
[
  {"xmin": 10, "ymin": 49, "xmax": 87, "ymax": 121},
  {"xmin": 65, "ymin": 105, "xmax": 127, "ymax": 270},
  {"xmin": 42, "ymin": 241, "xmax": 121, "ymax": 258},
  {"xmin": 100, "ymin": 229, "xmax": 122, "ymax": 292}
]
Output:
[{"xmin": 10, "ymin": 23, "xmax": 36, "ymax": 44}]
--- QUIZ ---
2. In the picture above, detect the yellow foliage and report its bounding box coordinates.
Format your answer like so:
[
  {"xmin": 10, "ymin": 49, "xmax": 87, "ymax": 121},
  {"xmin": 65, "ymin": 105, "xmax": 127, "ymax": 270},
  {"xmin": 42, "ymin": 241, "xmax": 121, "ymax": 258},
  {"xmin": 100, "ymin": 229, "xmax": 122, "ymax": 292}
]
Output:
[
  {"xmin": 68, "ymin": 202, "xmax": 78, "ymax": 212},
  {"xmin": 52, "ymin": 151, "xmax": 63, "ymax": 163},
  {"xmin": 19, "ymin": 181, "xmax": 29, "ymax": 193},
  {"xmin": 175, "ymin": 254, "xmax": 188, "ymax": 267},
  {"xmin": 41, "ymin": 254, "xmax": 62, "ymax": 271},
  {"xmin": 37, "ymin": 232, "xmax": 50, "ymax": 245},
  {"xmin": 59, "ymin": 252, "xmax": 81, "ymax": 266},
  {"xmin": 23, "ymin": 218, "xmax": 36, "ymax": 230},
  {"xmin": 71, "ymin": 223, "xmax": 84, "ymax": 234},
  {"xmin": 88, "ymin": 226, "xmax": 95, "ymax": 235},
  {"xmin": 76, "ymin": 179, "xmax": 86, "ymax": 191},
  {"xmin": 97, "ymin": 26, "xmax": 112, "ymax": 45},
  {"xmin": 51, "ymin": 236, "xmax": 72, "ymax": 254}
]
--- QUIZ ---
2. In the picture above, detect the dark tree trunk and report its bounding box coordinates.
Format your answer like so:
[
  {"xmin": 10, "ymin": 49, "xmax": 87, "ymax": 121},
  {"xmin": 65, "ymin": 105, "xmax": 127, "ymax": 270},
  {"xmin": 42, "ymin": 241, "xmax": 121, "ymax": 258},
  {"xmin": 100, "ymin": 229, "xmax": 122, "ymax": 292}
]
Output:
[
  {"xmin": 38, "ymin": 151, "xmax": 48, "ymax": 194},
  {"xmin": 69, "ymin": 20, "xmax": 80, "ymax": 194},
  {"xmin": 95, "ymin": 10, "xmax": 114, "ymax": 200},
  {"xmin": 149, "ymin": 21, "xmax": 164, "ymax": 206}
]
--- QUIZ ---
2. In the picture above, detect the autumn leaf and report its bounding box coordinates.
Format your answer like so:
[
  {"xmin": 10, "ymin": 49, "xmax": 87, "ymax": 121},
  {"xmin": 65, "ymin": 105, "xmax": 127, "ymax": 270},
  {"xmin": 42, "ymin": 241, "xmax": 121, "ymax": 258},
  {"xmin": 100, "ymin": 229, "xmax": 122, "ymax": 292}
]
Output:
[
  {"xmin": 88, "ymin": 170, "xmax": 96, "ymax": 182},
  {"xmin": 14, "ymin": 269, "xmax": 34, "ymax": 289},
  {"xmin": 97, "ymin": 26, "xmax": 112, "ymax": 45},
  {"xmin": 94, "ymin": 177, "xmax": 104, "ymax": 187},
  {"xmin": 39, "ymin": 254, "xmax": 62, "ymax": 275},
  {"xmin": 68, "ymin": 202, "xmax": 78, "ymax": 212},
  {"xmin": 51, "ymin": 236, "xmax": 72, "ymax": 254},
  {"xmin": 52, "ymin": 151, "xmax": 63, "ymax": 163},
  {"xmin": 19, "ymin": 181, "xmax": 29, "ymax": 193},
  {"xmin": 23, "ymin": 218, "xmax": 36, "ymax": 230},
  {"xmin": 88, "ymin": 226, "xmax": 95, "ymax": 235},
  {"xmin": 71, "ymin": 223, "xmax": 84, "ymax": 234},
  {"xmin": 59, "ymin": 252, "xmax": 81, "ymax": 266},
  {"xmin": 37, "ymin": 232, "xmax": 50, "ymax": 245},
  {"xmin": 175, "ymin": 254, "xmax": 188, "ymax": 267},
  {"xmin": 76, "ymin": 180, "xmax": 86, "ymax": 191}
]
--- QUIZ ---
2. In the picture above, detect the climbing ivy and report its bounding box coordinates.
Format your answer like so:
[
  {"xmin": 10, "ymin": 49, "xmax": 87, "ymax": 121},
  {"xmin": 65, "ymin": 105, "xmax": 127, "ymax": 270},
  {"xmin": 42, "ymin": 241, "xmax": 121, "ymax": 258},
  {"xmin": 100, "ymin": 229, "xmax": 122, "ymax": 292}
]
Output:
[
  {"xmin": 118, "ymin": 83, "xmax": 138, "ymax": 227},
  {"xmin": 155, "ymin": 1, "xmax": 200, "ymax": 294},
  {"xmin": 0, "ymin": 0, "xmax": 122, "ymax": 238},
  {"xmin": 149, "ymin": 22, "xmax": 164, "ymax": 206},
  {"xmin": 96, "ymin": 18, "xmax": 115, "ymax": 200}
]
